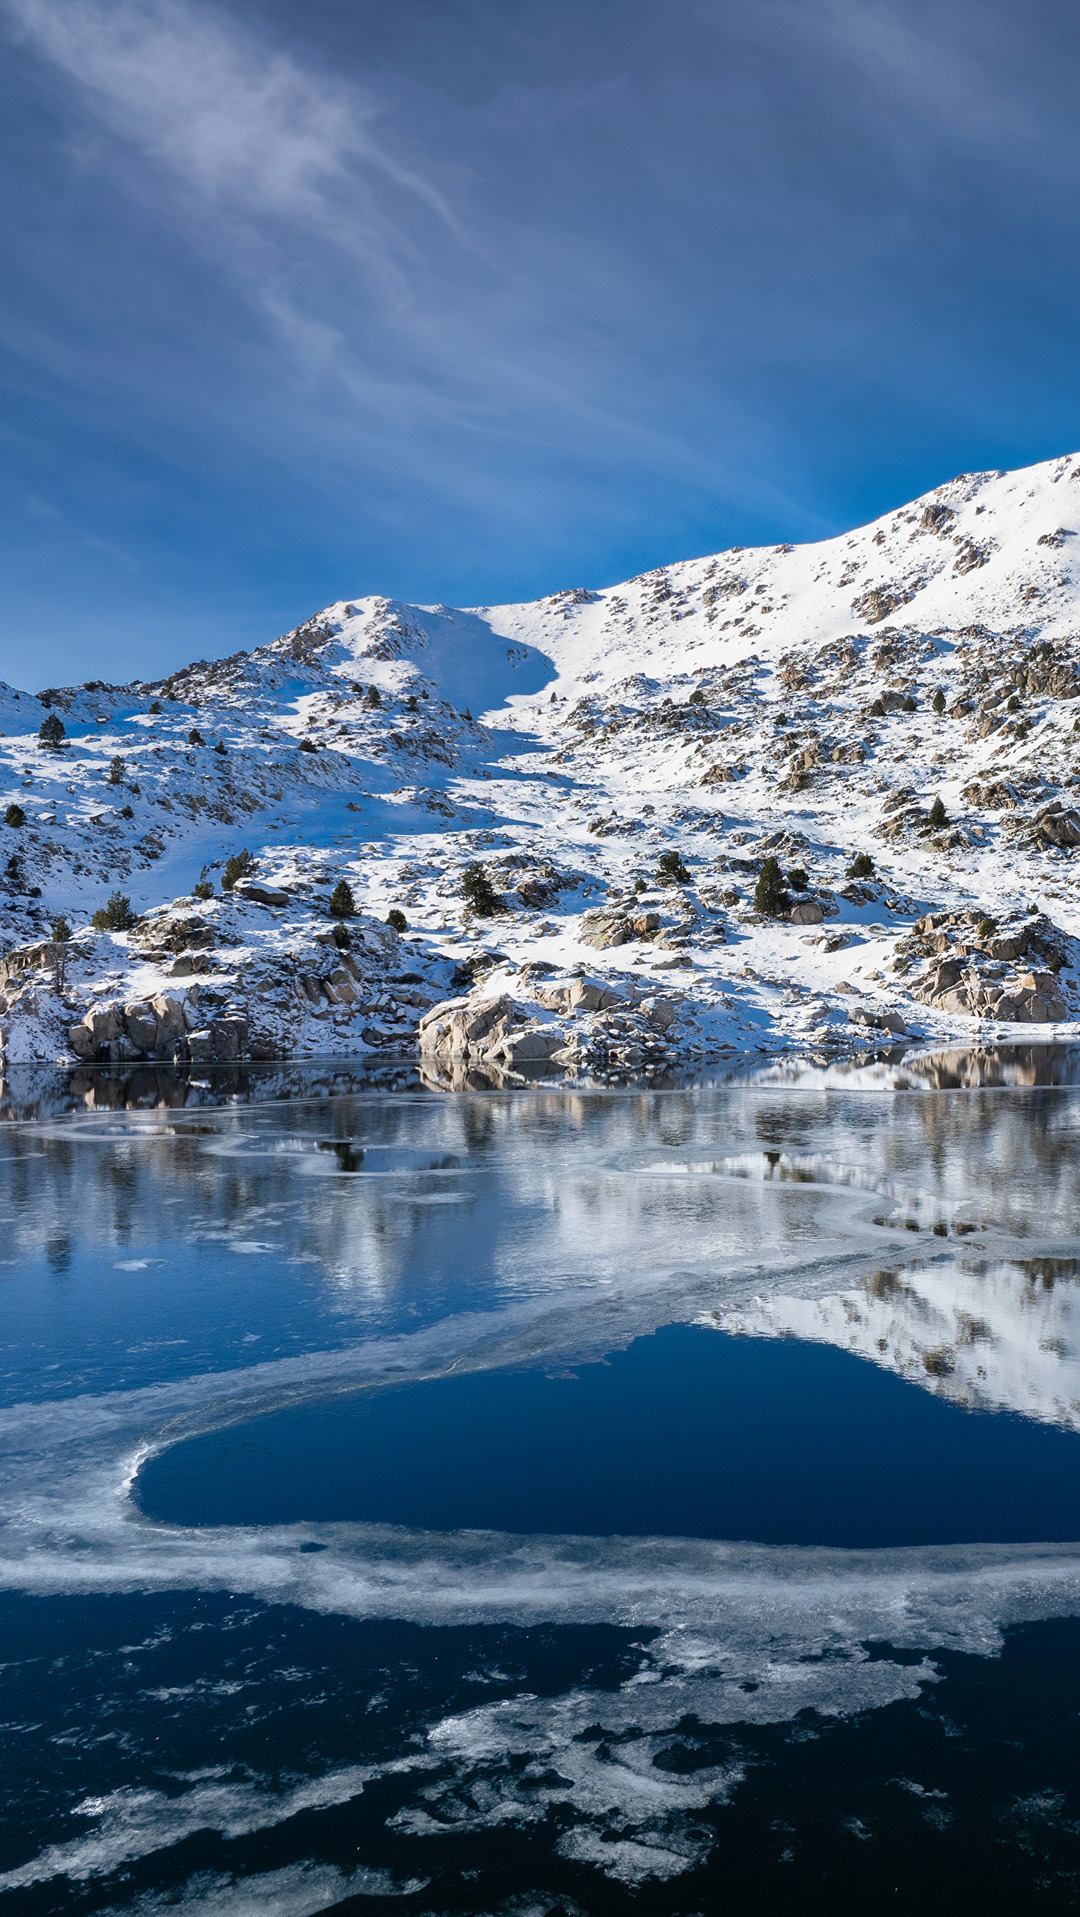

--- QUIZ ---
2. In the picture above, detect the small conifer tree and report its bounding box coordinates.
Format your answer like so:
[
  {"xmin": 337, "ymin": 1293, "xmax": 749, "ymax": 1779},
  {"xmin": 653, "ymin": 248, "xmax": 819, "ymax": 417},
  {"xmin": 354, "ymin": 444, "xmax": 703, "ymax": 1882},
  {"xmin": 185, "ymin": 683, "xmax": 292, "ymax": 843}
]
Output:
[
  {"xmin": 222, "ymin": 849, "xmax": 255, "ymax": 890},
  {"xmin": 462, "ymin": 863, "xmax": 499, "ymax": 916},
  {"xmin": 193, "ymin": 866, "xmax": 213, "ymax": 901},
  {"xmin": 753, "ymin": 856, "xmax": 789, "ymax": 916},
  {"xmin": 4, "ymin": 803, "xmax": 25, "ymax": 828},
  {"xmin": 386, "ymin": 908, "xmax": 407, "ymax": 931},
  {"xmin": 107, "ymin": 755, "xmax": 124, "ymax": 784},
  {"xmin": 91, "ymin": 892, "xmax": 136, "ymax": 931},
  {"xmin": 928, "ymin": 796, "xmax": 948, "ymax": 828},
  {"xmin": 688, "ymin": 687, "xmax": 706, "ymax": 706},
  {"xmin": 330, "ymin": 878, "xmax": 356, "ymax": 919},
  {"xmin": 188, "ymin": 728, "xmax": 205, "ymax": 747},
  {"xmin": 932, "ymin": 688, "xmax": 946, "ymax": 714},
  {"xmin": 656, "ymin": 850, "xmax": 691, "ymax": 884},
  {"xmin": 365, "ymin": 685, "xmax": 381, "ymax": 708},
  {"xmin": 847, "ymin": 852, "xmax": 875, "ymax": 879},
  {"xmin": 38, "ymin": 713, "xmax": 65, "ymax": 748}
]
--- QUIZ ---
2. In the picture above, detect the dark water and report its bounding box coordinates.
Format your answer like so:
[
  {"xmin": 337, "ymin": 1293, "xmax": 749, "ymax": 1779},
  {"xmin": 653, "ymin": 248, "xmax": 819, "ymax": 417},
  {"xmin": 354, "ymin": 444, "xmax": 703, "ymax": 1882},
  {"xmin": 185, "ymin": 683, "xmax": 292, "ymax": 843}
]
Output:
[
  {"xmin": 4, "ymin": 1051, "xmax": 1080, "ymax": 1913},
  {"xmin": 139, "ymin": 1322, "xmax": 1080, "ymax": 1548}
]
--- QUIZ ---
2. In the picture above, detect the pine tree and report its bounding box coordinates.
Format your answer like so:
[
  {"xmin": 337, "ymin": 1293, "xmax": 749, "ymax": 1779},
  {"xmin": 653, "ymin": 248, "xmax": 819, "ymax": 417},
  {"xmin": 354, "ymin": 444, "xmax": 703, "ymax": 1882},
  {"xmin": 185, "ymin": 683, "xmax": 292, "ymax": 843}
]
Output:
[
  {"xmin": 753, "ymin": 856, "xmax": 789, "ymax": 916},
  {"xmin": 330, "ymin": 879, "xmax": 356, "ymax": 919},
  {"xmin": 462, "ymin": 863, "xmax": 499, "ymax": 916},
  {"xmin": 222, "ymin": 849, "xmax": 255, "ymax": 889},
  {"xmin": 91, "ymin": 892, "xmax": 136, "ymax": 931},
  {"xmin": 928, "ymin": 796, "xmax": 948, "ymax": 828}
]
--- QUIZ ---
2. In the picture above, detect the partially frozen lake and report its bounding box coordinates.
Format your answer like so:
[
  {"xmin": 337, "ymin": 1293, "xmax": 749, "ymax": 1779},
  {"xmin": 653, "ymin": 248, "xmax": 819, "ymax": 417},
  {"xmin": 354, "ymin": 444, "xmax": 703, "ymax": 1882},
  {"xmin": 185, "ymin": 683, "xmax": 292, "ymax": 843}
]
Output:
[{"xmin": 4, "ymin": 1052, "xmax": 1080, "ymax": 1912}]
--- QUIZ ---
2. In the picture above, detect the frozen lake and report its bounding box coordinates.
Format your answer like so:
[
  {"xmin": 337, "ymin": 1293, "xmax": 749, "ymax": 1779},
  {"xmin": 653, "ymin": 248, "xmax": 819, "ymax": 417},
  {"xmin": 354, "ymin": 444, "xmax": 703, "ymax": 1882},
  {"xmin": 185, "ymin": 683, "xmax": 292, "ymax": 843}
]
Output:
[{"xmin": 3, "ymin": 1050, "xmax": 1080, "ymax": 1912}]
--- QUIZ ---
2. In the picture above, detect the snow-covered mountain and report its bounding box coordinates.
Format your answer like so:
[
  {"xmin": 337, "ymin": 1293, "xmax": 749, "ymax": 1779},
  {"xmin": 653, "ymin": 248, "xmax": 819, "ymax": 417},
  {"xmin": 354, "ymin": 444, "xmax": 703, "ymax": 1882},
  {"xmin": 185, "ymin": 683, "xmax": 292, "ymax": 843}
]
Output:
[{"xmin": 6, "ymin": 450, "xmax": 1080, "ymax": 1074}]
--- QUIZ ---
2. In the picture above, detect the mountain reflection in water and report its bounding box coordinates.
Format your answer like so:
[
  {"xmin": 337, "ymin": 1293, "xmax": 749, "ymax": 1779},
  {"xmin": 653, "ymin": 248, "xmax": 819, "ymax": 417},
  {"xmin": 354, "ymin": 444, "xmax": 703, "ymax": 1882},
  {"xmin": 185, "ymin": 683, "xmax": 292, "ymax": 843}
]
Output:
[{"xmin": 5, "ymin": 1052, "xmax": 1080, "ymax": 1909}]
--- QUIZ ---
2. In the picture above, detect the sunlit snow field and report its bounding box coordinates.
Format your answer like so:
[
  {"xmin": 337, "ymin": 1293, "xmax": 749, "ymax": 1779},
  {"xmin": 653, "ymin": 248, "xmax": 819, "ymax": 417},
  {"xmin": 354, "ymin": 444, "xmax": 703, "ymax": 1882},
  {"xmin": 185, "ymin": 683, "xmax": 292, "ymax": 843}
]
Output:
[{"xmin": 3, "ymin": 1053, "xmax": 1080, "ymax": 1912}]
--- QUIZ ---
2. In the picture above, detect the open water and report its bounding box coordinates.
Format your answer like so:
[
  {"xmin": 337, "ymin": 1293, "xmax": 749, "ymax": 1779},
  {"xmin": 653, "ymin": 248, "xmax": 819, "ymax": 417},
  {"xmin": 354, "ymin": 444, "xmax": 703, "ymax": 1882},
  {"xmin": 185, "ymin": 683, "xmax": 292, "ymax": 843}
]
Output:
[{"xmin": 3, "ymin": 1048, "xmax": 1080, "ymax": 1912}]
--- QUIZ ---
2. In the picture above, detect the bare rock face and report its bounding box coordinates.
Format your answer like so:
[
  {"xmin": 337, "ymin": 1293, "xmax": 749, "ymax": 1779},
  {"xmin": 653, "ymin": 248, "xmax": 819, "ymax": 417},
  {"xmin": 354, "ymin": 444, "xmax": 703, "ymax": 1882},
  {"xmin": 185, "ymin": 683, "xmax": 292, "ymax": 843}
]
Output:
[
  {"xmin": 68, "ymin": 992, "xmax": 195, "ymax": 1062},
  {"xmin": 187, "ymin": 1014, "xmax": 249, "ymax": 1063},
  {"xmin": 904, "ymin": 908, "xmax": 1074, "ymax": 1025},
  {"xmin": 0, "ymin": 941, "xmax": 67, "ymax": 990},
  {"xmin": 534, "ymin": 976, "xmax": 624, "ymax": 1014},
  {"xmin": 914, "ymin": 959, "xmax": 1067, "ymax": 1023},
  {"xmin": 789, "ymin": 900, "xmax": 824, "ymax": 925},
  {"xmin": 1033, "ymin": 805, "xmax": 1080, "ymax": 850},
  {"xmin": 580, "ymin": 910, "xmax": 630, "ymax": 950},
  {"xmin": 416, "ymin": 973, "xmax": 681, "ymax": 1082},
  {"xmin": 418, "ymin": 995, "xmax": 517, "ymax": 1062}
]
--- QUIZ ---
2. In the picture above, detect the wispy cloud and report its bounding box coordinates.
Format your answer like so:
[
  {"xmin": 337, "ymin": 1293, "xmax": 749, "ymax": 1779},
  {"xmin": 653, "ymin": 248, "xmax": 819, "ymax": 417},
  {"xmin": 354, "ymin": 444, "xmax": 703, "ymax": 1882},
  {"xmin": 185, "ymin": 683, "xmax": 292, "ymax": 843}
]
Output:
[{"xmin": 4, "ymin": 0, "xmax": 458, "ymax": 284}]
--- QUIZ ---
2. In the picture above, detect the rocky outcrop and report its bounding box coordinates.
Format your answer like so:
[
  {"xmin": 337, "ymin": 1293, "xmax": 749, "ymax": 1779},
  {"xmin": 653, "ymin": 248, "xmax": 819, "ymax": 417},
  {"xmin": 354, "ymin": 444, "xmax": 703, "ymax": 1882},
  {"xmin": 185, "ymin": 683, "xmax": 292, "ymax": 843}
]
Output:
[
  {"xmin": 1032, "ymin": 804, "xmax": 1080, "ymax": 850},
  {"xmin": 914, "ymin": 961, "xmax": 1068, "ymax": 1023},
  {"xmin": 417, "ymin": 973, "xmax": 683, "ymax": 1084},
  {"xmin": 848, "ymin": 1005, "xmax": 909, "ymax": 1036},
  {"xmin": 68, "ymin": 994, "xmax": 196, "ymax": 1063},
  {"xmin": 579, "ymin": 907, "xmax": 661, "ymax": 949}
]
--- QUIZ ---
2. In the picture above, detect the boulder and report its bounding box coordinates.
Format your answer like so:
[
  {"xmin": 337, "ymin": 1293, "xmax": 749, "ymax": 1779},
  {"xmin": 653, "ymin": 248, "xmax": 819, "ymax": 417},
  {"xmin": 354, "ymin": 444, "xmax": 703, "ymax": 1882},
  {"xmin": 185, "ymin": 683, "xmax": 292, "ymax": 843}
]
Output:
[
  {"xmin": 325, "ymin": 967, "xmax": 359, "ymax": 1005},
  {"xmin": 82, "ymin": 1004, "xmax": 122, "ymax": 1045},
  {"xmin": 580, "ymin": 910, "xmax": 630, "ymax": 950},
  {"xmin": 187, "ymin": 1015, "xmax": 249, "ymax": 1064},
  {"xmin": 67, "ymin": 1024, "xmax": 97, "ymax": 1060},
  {"xmin": 123, "ymin": 1001, "xmax": 159, "ymax": 1053},
  {"xmin": 1033, "ymin": 807, "xmax": 1080, "ymax": 850},
  {"xmin": 848, "ymin": 1006, "xmax": 908, "ymax": 1036},
  {"xmin": 187, "ymin": 1027, "xmax": 216, "ymax": 1064},
  {"xmin": 640, "ymin": 996, "xmax": 678, "ymax": 1031},
  {"xmin": 419, "ymin": 995, "xmax": 514, "ymax": 1059},
  {"xmin": 789, "ymin": 900, "xmax": 824, "ymax": 925},
  {"xmin": 151, "ymin": 996, "xmax": 191, "ymax": 1051},
  {"xmin": 534, "ymin": 976, "xmax": 623, "ymax": 1014},
  {"xmin": 494, "ymin": 1029, "xmax": 566, "ymax": 1065},
  {"xmin": 231, "ymin": 881, "xmax": 291, "ymax": 907}
]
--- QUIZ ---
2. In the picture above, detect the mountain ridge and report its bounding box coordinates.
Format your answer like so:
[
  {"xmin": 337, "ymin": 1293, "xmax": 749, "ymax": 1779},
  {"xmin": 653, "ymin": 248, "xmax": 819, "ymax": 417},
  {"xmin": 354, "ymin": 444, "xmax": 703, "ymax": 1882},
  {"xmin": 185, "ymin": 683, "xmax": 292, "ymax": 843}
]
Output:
[{"xmin": 4, "ymin": 448, "xmax": 1080, "ymax": 1080}]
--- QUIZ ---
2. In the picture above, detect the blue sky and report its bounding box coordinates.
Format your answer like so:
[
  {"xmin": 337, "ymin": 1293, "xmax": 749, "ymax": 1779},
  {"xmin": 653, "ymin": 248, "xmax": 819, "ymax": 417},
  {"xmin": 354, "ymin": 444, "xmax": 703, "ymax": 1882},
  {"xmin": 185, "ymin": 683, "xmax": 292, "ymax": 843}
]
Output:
[{"xmin": 4, "ymin": 0, "xmax": 1080, "ymax": 685}]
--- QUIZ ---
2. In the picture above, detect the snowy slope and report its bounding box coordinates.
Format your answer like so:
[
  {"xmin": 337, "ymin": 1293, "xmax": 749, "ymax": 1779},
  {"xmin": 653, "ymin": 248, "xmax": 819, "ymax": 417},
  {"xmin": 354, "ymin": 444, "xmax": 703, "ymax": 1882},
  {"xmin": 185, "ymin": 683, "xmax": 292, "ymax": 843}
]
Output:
[{"xmin": 5, "ymin": 450, "xmax": 1080, "ymax": 1071}]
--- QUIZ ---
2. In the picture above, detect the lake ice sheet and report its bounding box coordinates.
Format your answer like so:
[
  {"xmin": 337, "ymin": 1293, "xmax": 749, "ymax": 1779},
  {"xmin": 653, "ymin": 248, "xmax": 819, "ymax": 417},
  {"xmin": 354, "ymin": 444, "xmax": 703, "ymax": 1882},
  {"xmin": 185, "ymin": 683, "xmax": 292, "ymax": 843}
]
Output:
[{"xmin": 4, "ymin": 1055, "xmax": 1080, "ymax": 1911}]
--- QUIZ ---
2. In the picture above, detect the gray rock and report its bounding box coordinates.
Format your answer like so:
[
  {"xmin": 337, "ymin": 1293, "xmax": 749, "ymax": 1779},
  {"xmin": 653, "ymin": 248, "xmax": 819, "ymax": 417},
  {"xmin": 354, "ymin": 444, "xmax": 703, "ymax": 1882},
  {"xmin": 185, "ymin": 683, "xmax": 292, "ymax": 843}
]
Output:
[
  {"xmin": 232, "ymin": 881, "xmax": 291, "ymax": 906},
  {"xmin": 495, "ymin": 1029, "xmax": 565, "ymax": 1065},
  {"xmin": 789, "ymin": 900, "xmax": 824, "ymax": 925},
  {"xmin": 67, "ymin": 1024, "xmax": 97, "ymax": 1060},
  {"xmin": 1034, "ymin": 807, "xmax": 1080, "ymax": 850},
  {"xmin": 123, "ymin": 1001, "xmax": 159, "ymax": 1052},
  {"xmin": 580, "ymin": 911, "xmax": 630, "ymax": 950}
]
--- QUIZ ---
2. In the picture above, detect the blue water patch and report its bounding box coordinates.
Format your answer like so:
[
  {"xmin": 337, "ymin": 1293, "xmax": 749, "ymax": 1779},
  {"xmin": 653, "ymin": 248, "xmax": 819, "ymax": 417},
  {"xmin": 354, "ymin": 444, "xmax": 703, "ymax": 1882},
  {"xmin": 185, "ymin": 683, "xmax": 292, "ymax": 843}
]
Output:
[{"xmin": 136, "ymin": 1323, "xmax": 1080, "ymax": 1547}]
